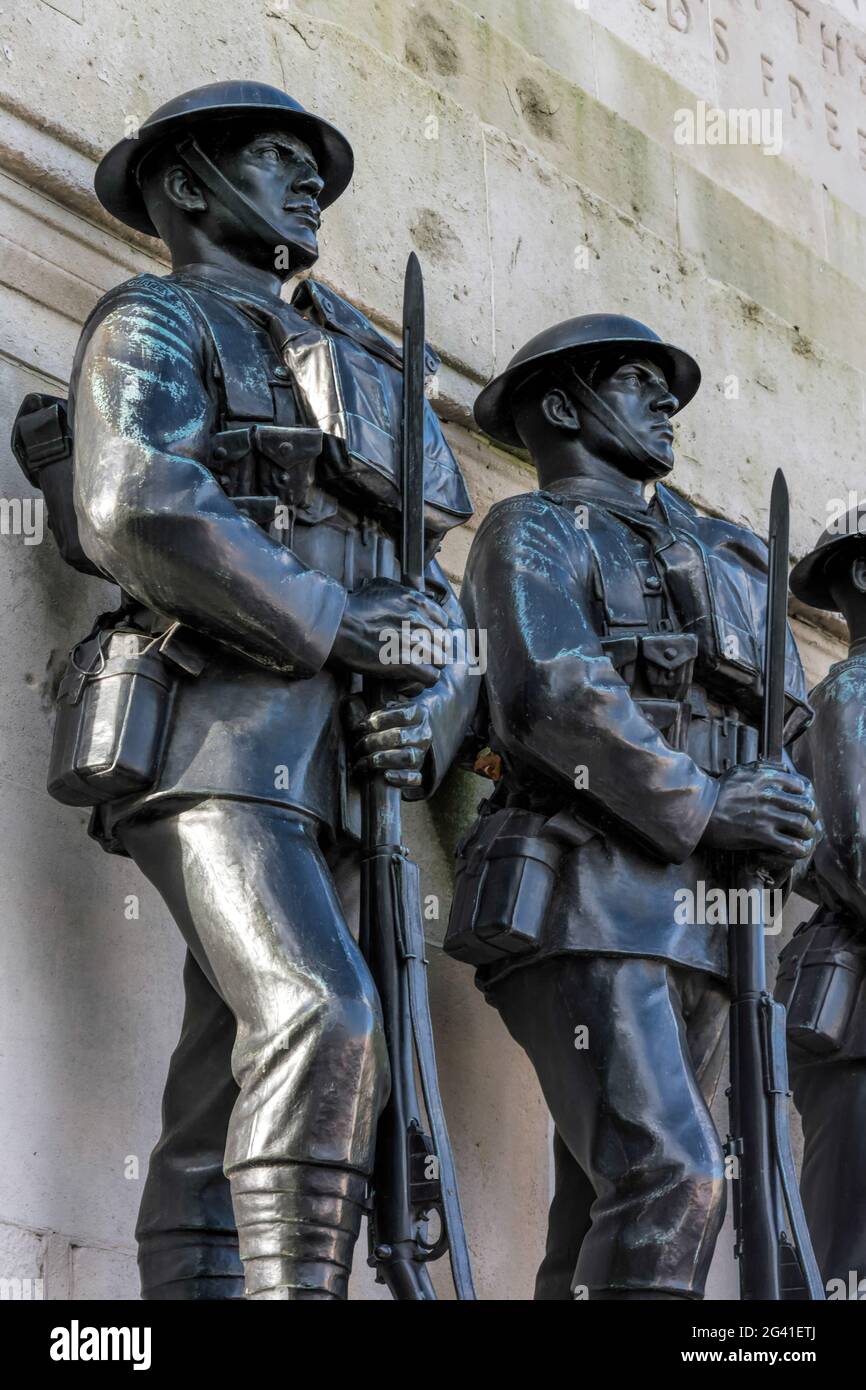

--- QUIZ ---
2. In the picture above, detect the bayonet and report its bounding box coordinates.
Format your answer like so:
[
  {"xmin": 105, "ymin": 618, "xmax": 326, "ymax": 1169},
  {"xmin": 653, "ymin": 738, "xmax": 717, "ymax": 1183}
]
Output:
[
  {"xmin": 401, "ymin": 251, "xmax": 426, "ymax": 594},
  {"xmin": 761, "ymin": 469, "xmax": 790, "ymax": 765}
]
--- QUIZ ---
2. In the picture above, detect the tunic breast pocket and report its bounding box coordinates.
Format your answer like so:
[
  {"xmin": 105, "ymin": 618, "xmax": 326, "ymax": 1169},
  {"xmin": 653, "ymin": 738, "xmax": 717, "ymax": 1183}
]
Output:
[
  {"xmin": 210, "ymin": 425, "xmax": 323, "ymax": 507},
  {"xmin": 253, "ymin": 426, "xmax": 323, "ymax": 504}
]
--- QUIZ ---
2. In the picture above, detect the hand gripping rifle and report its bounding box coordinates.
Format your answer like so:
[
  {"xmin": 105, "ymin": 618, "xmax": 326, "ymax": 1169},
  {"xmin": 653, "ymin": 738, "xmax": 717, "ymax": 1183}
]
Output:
[
  {"xmin": 725, "ymin": 469, "xmax": 824, "ymax": 1301},
  {"xmin": 360, "ymin": 253, "xmax": 476, "ymax": 1301}
]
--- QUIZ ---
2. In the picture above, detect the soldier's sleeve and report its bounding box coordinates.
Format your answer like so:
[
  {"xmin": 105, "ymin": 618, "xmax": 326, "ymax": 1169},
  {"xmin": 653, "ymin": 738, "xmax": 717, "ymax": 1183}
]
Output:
[
  {"xmin": 71, "ymin": 279, "xmax": 347, "ymax": 677},
  {"xmin": 464, "ymin": 496, "xmax": 720, "ymax": 864},
  {"xmin": 403, "ymin": 555, "xmax": 479, "ymax": 800},
  {"xmin": 794, "ymin": 672, "xmax": 866, "ymax": 921}
]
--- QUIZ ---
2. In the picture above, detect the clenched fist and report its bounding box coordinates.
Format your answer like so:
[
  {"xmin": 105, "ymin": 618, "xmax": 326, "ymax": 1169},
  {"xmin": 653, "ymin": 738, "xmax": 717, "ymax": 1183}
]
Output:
[
  {"xmin": 701, "ymin": 763, "xmax": 818, "ymax": 869},
  {"xmin": 344, "ymin": 696, "xmax": 433, "ymax": 791}
]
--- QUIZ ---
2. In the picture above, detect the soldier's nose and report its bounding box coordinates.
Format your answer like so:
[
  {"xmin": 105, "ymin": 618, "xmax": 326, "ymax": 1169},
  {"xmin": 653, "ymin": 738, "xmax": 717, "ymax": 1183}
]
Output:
[{"xmin": 295, "ymin": 167, "xmax": 325, "ymax": 197}]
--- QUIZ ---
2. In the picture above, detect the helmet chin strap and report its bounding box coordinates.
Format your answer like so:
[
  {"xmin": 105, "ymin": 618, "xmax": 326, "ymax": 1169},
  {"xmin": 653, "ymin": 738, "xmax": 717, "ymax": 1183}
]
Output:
[
  {"xmin": 560, "ymin": 362, "xmax": 673, "ymax": 480},
  {"xmin": 175, "ymin": 136, "xmax": 295, "ymax": 256}
]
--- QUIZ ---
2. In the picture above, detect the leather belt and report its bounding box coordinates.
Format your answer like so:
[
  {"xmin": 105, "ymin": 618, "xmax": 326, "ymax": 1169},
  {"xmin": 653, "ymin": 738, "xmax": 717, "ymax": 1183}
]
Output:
[{"xmin": 637, "ymin": 694, "xmax": 759, "ymax": 775}]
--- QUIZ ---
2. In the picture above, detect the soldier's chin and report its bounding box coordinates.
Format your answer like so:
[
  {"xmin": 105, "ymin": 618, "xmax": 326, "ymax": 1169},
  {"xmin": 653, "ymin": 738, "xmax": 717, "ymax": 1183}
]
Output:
[
  {"xmin": 274, "ymin": 226, "xmax": 319, "ymax": 274},
  {"xmin": 616, "ymin": 442, "xmax": 674, "ymax": 481},
  {"xmin": 642, "ymin": 440, "xmax": 675, "ymax": 478}
]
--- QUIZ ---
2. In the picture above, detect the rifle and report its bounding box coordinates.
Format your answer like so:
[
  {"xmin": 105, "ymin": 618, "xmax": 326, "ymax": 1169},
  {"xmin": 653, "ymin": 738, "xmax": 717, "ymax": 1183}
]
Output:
[
  {"xmin": 725, "ymin": 468, "xmax": 824, "ymax": 1300},
  {"xmin": 360, "ymin": 253, "xmax": 476, "ymax": 1301}
]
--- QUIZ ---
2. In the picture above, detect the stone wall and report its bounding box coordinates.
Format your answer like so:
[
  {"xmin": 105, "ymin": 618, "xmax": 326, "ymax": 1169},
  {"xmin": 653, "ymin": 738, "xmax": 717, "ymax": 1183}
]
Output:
[{"xmin": 0, "ymin": 0, "xmax": 859, "ymax": 1299}]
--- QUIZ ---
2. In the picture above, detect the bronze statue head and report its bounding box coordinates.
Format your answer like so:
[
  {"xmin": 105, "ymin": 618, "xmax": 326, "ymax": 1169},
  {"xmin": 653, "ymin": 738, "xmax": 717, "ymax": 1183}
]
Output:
[
  {"xmin": 791, "ymin": 502, "xmax": 866, "ymax": 622},
  {"xmin": 512, "ymin": 351, "xmax": 679, "ymax": 482},
  {"xmin": 137, "ymin": 119, "xmax": 325, "ymax": 276},
  {"xmin": 473, "ymin": 314, "xmax": 700, "ymax": 492},
  {"xmin": 94, "ymin": 81, "xmax": 354, "ymax": 283}
]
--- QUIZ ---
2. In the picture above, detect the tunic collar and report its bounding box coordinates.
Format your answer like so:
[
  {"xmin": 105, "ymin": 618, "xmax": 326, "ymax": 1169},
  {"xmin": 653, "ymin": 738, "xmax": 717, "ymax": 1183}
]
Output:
[
  {"xmin": 171, "ymin": 264, "xmax": 308, "ymax": 338},
  {"xmin": 544, "ymin": 474, "xmax": 653, "ymax": 516}
]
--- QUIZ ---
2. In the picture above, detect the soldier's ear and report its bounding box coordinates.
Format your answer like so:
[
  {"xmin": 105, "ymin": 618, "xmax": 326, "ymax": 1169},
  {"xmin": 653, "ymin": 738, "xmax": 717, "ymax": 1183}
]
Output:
[
  {"xmin": 541, "ymin": 387, "xmax": 581, "ymax": 434},
  {"xmin": 163, "ymin": 163, "xmax": 208, "ymax": 215},
  {"xmin": 850, "ymin": 556, "xmax": 866, "ymax": 594}
]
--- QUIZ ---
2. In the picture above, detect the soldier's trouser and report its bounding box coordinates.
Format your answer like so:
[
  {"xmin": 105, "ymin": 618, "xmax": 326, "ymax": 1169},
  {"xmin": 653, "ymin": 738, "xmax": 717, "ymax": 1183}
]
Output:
[
  {"xmin": 790, "ymin": 1057, "xmax": 866, "ymax": 1295},
  {"xmin": 489, "ymin": 954, "xmax": 729, "ymax": 1300},
  {"xmin": 119, "ymin": 798, "xmax": 389, "ymax": 1301}
]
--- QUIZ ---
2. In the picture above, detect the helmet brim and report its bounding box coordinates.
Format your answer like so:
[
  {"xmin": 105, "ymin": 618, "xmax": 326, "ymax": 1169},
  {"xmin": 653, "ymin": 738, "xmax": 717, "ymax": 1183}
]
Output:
[
  {"xmin": 474, "ymin": 338, "xmax": 701, "ymax": 449},
  {"xmin": 95, "ymin": 102, "xmax": 354, "ymax": 236},
  {"xmin": 791, "ymin": 542, "xmax": 853, "ymax": 612}
]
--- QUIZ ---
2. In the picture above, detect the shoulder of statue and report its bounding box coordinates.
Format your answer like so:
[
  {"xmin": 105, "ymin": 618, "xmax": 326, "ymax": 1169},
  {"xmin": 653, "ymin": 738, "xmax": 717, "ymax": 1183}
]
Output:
[
  {"xmin": 96, "ymin": 271, "xmax": 198, "ymax": 316},
  {"xmin": 71, "ymin": 273, "xmax": 206, "ymax": 399},
  {"xmin": 817, "ymin": 655, "xmax": 866, "ymax": 699},
  {"xmin": 537, "ymin": 488, "xmax": 641, "ymax": 544},
  {"xmin": 78, "ymin": 273, "xmax": 202, "ymax": 348},
  {"xmin": 484, "ymin": 488, "xmax": 562, "ymax": 521},
  {"xmin": 478, "ymin": 489, "xmax": 594, "ymax": 564},
  {"xmin": 654, "ymin": 481, "xmax": 698, "ymax": 522},
  {"xmin": 292, "ymin": 277, "xmax": 440, "ymax": 373}
]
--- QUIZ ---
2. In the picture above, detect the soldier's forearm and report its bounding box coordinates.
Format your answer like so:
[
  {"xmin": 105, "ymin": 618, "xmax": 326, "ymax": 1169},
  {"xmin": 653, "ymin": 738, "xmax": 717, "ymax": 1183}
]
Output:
[
  {"xmin": 76, "ymin": 446, "xmax": 348, "ymax": 677},
  {"xmin": 491, "ymin": 668, "xmax": 720, "ymax": 863},
  {"xmin": 403, "ymin": 560, "xmax": 480, "ymax": 798}
]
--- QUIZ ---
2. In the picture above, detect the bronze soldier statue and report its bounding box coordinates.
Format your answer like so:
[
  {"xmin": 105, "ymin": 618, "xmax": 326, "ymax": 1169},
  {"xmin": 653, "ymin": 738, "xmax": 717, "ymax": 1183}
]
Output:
[
  {"xmin": 445, "ymin": 316, "xmax": 819, "ymax": 1299},
  {"xmin": 776, "ymin": 508, "xmax": 866, "ymax": 1296},
  {"xmin": 15, "ymin": 82, "xmax": 476, "ymax": 1300}
]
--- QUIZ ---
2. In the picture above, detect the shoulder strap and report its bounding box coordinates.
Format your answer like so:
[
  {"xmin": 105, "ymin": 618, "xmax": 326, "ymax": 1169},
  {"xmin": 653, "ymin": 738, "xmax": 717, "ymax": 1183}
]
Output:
[
  {"xmin": 294, "ymin": 278, "xmax": 441, "ymax": 374},
  {"xmin": 167, "ymin": 280, "xmax": 276, "ymax": 424},
  {"xmin": 654, "ymin": 481, "xmax": 699, "ymax": 529},
  {"xmin": 538, "ymin": 490, "xmax": 651, "ymax": 631}
]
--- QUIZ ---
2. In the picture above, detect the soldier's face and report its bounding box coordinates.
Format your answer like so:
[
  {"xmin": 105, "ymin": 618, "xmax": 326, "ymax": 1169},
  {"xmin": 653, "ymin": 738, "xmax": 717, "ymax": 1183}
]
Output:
[
  {"xmin": 589, "ymin": 357, "xmax": 678, "ymax": 475},
  {"xmin": 215, "ymin": 127, "xmax": 325, "ymax": 270}
]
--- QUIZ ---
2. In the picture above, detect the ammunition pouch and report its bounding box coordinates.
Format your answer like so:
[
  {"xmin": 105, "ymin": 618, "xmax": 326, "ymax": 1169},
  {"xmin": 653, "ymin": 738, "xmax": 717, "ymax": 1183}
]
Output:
[
  {"xmin": 602, "ymin": 631, "xmax": 697, "ymax": 700},
  {"xmin": 640, "ymin": 632, "xmax": 697, "ymax": 701},
  {"xmin": 637, "ymin": 689, "xmax": 759, "ymax": 776},
  {"xmin": 208, "ymin": 420, "xmax": 405, "ymax": 588},
  {"xmin": 443, "ymin": 804, "xmax": 596, "ymax": 968},
  {"xmin": 48, "ymin": 622, "xmax": 207, "ymax": 808},
  {"xmin": 226, "ymin": 489, "xmax": 394, "ymax": 590},
  {"xmin": 209, "ymin": 425, "xmax": 323, "ymax": 508},
  {"xmin": 602, "ymin": 629, "xmax": 757, "ymax": 775},
  {"xmin": 548, "ymin": 486, "xmax": 810, "ymax": 733},
  {"xmin": 776, "ymin": 914, "xmax": 866, "ymax": 1056}
]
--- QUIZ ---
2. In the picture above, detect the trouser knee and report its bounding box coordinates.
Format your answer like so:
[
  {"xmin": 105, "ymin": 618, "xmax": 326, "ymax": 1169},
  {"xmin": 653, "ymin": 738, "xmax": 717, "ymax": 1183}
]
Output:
[
  {"xmin": 580, "ymin": 1142, "xmax": 727, "ymax": 1298},
  {"xmin": 227, "ymin": 972, "xmax": 389, "ymax": 1176},
  {"xmin": 270, "ymin": 980, "xmax": 389, "ymax": 1108},
  {"xmin": 317, "ymin": 984, "xmax": 388, "ymax": 1074}
]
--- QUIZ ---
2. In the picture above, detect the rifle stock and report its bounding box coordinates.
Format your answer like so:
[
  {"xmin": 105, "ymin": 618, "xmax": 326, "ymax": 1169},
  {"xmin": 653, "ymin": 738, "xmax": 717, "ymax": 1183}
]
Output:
[
  {"xmin": 360, "ymin": 767, "xmax": 438, "ymax": 1299},
  {"xmin": 727, "ymin": 862, "xmax": 822, "ymax": 1299}
]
